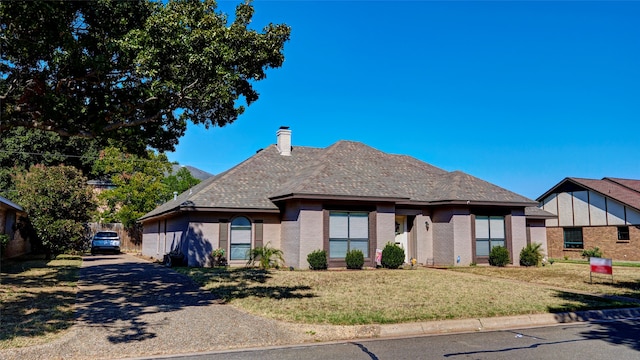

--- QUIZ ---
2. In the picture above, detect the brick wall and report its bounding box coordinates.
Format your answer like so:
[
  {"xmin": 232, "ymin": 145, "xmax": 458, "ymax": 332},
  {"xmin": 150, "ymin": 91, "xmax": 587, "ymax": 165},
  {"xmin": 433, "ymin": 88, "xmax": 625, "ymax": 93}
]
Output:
[{"xmin": 547, "ymin": 226, "xmax": 640, "ymax": 261}]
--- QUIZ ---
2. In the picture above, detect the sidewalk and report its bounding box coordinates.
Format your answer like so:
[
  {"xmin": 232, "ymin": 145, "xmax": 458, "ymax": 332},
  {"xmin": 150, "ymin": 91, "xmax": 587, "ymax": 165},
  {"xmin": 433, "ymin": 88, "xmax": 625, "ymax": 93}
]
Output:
[{"xmin": 1, "ymin": 253, "xmax": 639, "ymax": 360}]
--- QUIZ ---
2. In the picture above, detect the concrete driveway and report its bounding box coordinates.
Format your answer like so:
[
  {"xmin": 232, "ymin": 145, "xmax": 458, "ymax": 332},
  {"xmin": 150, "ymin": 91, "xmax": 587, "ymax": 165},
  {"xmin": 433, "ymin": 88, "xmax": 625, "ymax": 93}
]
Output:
[{"xmin": 0, "ymin": 254, "xmax": 324, "ymax": 360}]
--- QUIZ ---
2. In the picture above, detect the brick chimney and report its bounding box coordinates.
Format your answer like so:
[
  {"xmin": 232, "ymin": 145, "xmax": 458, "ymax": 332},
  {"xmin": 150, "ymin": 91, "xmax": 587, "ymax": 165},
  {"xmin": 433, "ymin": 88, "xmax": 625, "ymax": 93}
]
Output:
[{"xmin": 276, "ymin": 126, "xmax": 291, "ymax": 156}]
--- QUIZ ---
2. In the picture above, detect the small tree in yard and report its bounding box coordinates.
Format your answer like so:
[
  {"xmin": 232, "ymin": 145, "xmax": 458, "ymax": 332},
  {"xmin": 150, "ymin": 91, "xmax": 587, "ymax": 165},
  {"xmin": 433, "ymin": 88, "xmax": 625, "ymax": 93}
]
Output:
[
  {"xmin": 381, "ymin": 242, "xmax": 405, "ymax": 269},
  {"xmin": 489, "ymin": 246, "xmax": 510, "ymax": 267},
  {"xmin": 345, "ymin": 249, "xmax": 364, "ymax": 269},
  {"xmin": 307, "ymin": 249, "xmax": 328, "ymax": 270},
  {"xmin": 582, "ymin": 247, "xmax": 603, "ymax": 260},
  {"xmin": 248, "ymin": 243, "xmax": 284, "ymax": 270},
  {"xmin": 520, "ymin": 243, "xmax": 544, "ymax": 267},
  {"xmin": 13, "ymin": 165, "xmax": 96, "ymax": 258}
]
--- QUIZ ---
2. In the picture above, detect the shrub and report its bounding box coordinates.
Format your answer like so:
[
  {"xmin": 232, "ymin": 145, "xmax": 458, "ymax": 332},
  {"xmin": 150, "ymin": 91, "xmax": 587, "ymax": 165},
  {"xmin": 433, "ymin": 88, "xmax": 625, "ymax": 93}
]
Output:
[
  {"xmin": 581, "ymin": 247, "xmax": 603, "ymax": 260},
  {"xmin": 345, "ymin": 249, "xmax": 364, "ymax": 269},
  {"xmin": 381, "ymin": 242, "xmax": 405, "ymax": 269},
  {"xmin": 519, "ymin": 243, "xmax": 544, "ymax": 267},
  {"xmin": 489, "ymin": 246, "xmax": 510, "ymax": 267},
  {"xmin": 248, "ymin": 242, "xmax": 284, "ymax": 269},
  {"xmin": 307, "ymin": 249, "xmax": 328, "ymax": 270}
]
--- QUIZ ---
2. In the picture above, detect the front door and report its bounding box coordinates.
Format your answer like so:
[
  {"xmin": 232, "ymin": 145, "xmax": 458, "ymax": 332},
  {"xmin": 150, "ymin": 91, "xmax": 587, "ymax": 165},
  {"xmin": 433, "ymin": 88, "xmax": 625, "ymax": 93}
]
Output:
[{"xmin": 395, "ymin": 215, "xmax": 408, "ymax": 263}]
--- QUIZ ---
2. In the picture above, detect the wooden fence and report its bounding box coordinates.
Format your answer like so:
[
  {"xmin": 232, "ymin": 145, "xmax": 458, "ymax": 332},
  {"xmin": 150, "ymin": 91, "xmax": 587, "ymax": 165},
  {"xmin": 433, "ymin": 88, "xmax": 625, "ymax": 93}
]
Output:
[{"xmin": 87, "ymin": 223, "xmax": 141, "ymax": 252}]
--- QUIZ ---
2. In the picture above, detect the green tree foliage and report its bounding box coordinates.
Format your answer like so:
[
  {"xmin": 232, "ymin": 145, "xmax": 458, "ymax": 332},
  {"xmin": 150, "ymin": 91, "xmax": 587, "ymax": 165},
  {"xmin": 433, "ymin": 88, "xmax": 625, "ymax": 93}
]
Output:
[
  {"xmin": 519, "ymin": 243, "xmax": 544, "ymax": 267},
  {"xmin": 307, "ymin": 249, "xmax": 328, "ymax": 270},
  {"xmin": 1, "ymin": 0, "xmax": 290, "ymax": 152},
  {"xmin": 581, "ymin": 247, "xmax": 603, "ymax": 260},
  {"xmin": 13, "ymin": 165, "xmax": 96, "ymax": 258},
  {"xmin": 489, "ymin": 246, "xmax": 510, "ymax": 267},
  {"xmin": 0, "ymin": 128, "xmax": 103, "ymax": 198},
  {"xmin": 248, "ymin": 242, "xmax": 284, "ymax": 270},
  {"xmin": 345, "ymin": 249, "xmax": 364, "ymax": 270},
  {"xmin": 162, "ymin": 166, "xmax": 201, "ymax": 201},
  {"xmin": 93, "ymin": 146, "xmax": 171, "ymax": 228},
  {"xmin": 381, "ymin": 242, "xmax": 405, "ymax": 269}
]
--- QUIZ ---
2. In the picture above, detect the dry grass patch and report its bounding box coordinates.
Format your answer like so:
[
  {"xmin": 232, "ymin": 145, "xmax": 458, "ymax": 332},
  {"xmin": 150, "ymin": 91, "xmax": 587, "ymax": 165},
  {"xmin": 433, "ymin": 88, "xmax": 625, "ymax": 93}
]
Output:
[
  {"xmin": 0, "ymin": 255, "xmax": 81, "ymax": 349},
  {"xmin": 178, "ymin": 266, "xmax": 630, "ymax": 325},
  {"xmin": 450, "ymin": 263, "xmax": 640, "ymax": 299}
]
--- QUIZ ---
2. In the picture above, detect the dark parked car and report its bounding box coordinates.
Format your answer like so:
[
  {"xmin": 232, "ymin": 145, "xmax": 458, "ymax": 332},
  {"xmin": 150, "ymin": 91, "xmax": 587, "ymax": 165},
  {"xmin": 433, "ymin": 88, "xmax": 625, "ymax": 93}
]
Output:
[{"xmin": 91, "ymin": 231, "xmax": 121, "ymax": 254}]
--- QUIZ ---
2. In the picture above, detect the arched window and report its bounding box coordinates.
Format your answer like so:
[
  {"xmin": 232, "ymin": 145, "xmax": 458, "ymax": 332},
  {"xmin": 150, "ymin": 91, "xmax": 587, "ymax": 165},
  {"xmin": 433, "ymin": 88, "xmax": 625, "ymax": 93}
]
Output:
[{"xmin": 230, "ymin": 216, "xmax": 251, "ymax": 260}]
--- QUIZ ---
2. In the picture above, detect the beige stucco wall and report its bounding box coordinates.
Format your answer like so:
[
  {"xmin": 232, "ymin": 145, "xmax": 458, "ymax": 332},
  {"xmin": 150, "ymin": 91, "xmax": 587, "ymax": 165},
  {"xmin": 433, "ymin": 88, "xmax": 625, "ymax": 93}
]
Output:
[
  {"xmin": 297, "ymin": 202, "xmax": 323, "ymax": 269},
  {"xmin": 510, "ymin": 210, "xmax": 527, "ymax": 266},
  {"xmin": 415, "ymin": 212, "xmax": 433, "ymax": 265},
  {"xmin": 452, "ymin": 208, "xmax": 472, "ymax": 266},
  {"xmin": 376, "ymin": 204, "xmax": 395, "ymax": 251},
  {"xmin": 542, "ymin": 190, "xmax": 640, "ymax": 227},
  {"xmin": 527, "ymin": 219, "xmax": 548, "ymax": 257}
]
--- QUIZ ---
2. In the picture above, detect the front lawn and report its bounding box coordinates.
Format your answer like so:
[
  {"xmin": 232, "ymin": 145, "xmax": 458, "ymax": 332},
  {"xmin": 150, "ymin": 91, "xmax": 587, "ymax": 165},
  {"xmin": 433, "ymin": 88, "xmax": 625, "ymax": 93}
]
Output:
[
  {"xmin": 0, "ymin": 255, "xmax": 81, "ymax": 349},
  {"xmin": 450, "ymin": 262, "xmax": 640, "ymax": 299},
  {"xmin": 177, "ymin": 265, "xmax": 637, "ymax": 325}
]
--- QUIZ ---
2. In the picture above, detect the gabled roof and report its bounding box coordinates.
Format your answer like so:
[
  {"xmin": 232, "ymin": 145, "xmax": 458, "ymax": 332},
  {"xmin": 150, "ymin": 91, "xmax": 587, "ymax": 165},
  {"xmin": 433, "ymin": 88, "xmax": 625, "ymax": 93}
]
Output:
[
  {"xmin": 536, "ymin": 177, "xmax": 640, "ymax": 212},
  {"xmin": 140, "ymin": 141, "xmax": 536, "ymax": 221}
]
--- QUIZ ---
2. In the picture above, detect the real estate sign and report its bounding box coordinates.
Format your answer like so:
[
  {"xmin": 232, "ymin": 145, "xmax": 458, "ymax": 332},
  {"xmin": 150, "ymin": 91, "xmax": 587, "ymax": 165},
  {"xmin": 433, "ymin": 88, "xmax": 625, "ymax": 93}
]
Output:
[{"xmin": 590, "ymin": 257, "xmax": 613, "ymax": 283}]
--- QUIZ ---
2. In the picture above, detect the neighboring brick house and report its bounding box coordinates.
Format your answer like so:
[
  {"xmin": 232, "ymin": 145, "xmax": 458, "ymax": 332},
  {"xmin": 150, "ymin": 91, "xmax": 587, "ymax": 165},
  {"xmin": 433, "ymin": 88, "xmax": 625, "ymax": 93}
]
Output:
[
  {"xmin": 140, "ymin": 127, "xmax": 550, "ymax": 268},
  {"xmin": 537, "ymin": 177, "xmax": 640, "ymax": 261},
  {"xmin": 0, "ymin": 196, "xmax": 31, "ymax": 259}
]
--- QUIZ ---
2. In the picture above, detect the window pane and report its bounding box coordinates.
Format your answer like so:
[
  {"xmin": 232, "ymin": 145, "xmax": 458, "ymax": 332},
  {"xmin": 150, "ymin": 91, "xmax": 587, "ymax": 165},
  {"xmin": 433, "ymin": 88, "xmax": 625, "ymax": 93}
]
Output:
[
  {"xmin": 232, "ymin": 229, "xmax": 251, "ymax": 244},
  {"xmin": 476, "ymin": 240, "xmax": 490, "ymax": 256},
  {"xmin": 618, "ymin": 226, "xmax": 630, "ymax": 240},
  {"xmin": 330, "ymin": 213, "xmax": 348, "ymax": 238},
  {"xmin": 475, "ymin": 216, "xmax": 489, "ymax": 239},
  {"xmin": 232, "ymin": 217, "xmax": 250, "ymax": 227},
  {"xmin": 491, "ymin": 240, "xmax": 505, "ymax": 249},
  {"xmin": 230, "ymin": 244, "xmax": 250, "ymax": 260},
  {"xmin": 329, "ymin": 240, "xmax": 348, "ymax": 258},
  {"xmin": 349, "ymin": 213, "xmax": 369, "ymax": 239},
  {"xmin": 489, "ymin": 217, "xmax": 505, "ymax": 239},
  {"xmin": 564, "ymin": 228, "xmax": 583, "ymax": 249},
  {"xmin": 350, "ymin": 240, "xmax": 369, "ymax": 257}
]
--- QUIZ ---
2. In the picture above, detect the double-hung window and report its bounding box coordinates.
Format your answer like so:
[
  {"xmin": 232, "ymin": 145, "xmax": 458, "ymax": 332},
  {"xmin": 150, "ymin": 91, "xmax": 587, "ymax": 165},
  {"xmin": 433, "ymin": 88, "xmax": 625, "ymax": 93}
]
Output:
[
  {"xmin": 230, "ymin": 216, "xmax": 252, "ymax": 260},
  {"xmin": 475, "ymin": 216, "xmax": 505, "ymax": 256},
  {"xmin": 329, "ymin": 212, "xmax": 369, "ymax": 258}
]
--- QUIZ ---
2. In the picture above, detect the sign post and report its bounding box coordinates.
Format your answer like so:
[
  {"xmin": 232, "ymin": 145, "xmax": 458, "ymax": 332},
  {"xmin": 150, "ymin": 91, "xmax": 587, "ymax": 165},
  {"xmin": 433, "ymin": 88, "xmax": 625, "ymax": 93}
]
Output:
[{"xmin": 590, "ymin": 257, "xmax": 613, "ymax": 284}]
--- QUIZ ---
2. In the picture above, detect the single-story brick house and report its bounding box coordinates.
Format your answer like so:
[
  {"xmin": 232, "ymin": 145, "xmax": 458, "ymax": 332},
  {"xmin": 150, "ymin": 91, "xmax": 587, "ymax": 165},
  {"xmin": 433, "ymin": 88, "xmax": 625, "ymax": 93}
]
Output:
[
  {"xmin": 537, "ymin": 177, "xmax": 640, "ymax": 261},
  {"xmin": 0, "ymin": 195, "xmax": 31, "ymax": 259},
  {"xmin": 140, "ymin": 128, "xmax": 551, "ymax": 268}
]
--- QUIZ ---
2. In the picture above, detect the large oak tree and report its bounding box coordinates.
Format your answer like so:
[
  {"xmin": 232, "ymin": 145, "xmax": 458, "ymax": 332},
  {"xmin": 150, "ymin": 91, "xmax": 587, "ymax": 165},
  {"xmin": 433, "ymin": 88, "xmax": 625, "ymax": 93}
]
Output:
[{"xmin": 0, "ymin": 0, "xmax": 290, "ymax": 152}]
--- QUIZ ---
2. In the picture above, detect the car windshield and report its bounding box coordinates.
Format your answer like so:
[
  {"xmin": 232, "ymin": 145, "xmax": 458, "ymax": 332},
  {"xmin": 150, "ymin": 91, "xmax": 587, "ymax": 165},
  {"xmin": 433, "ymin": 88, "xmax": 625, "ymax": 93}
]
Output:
[{"xmin": 96, "ymin": 232, "xmax": 118, "ymax": 237}]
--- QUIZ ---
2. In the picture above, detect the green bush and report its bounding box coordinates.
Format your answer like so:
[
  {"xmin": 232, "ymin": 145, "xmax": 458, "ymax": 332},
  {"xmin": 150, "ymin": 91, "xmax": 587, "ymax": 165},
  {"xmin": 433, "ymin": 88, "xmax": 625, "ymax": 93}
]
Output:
[
  {"xmin": 307, "ymin": 249, "xmax": 328, "ymax": 270},
  {"xmin": 381, "ymin": 242, "xmax": 405, "ymax": 269},
  {"xmin": 581, "ymin": 247, "xmax": 603, "ymax": 260},
  {"xmin": 248, "ymin": 242, "xmax": 284, "ymax": 269},
  {"xmin": 489, "ymin": 246, "xmax": 510, "ymax": 267},
  {"xmin": 519, "ymin": 243, "xmax": 543, "ymax": 267},
  {"xmin": 345, "ymin": 249, "xmax": 364, "ymax": 269}
]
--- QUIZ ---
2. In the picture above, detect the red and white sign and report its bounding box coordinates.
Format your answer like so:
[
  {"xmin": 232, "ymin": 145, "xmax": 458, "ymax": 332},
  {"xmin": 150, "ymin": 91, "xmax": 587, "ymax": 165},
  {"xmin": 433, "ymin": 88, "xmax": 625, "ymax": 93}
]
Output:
[{"xmin": 590, "ymin": 257, "xmax": 613, "ymax": 275}]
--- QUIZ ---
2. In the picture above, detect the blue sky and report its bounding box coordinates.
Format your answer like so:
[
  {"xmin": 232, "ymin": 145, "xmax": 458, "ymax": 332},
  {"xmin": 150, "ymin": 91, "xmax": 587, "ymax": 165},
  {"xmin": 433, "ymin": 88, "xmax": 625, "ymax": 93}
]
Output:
[{"xmin": 167, "ymin": 0, "xmax": 640, "ymax": 200}]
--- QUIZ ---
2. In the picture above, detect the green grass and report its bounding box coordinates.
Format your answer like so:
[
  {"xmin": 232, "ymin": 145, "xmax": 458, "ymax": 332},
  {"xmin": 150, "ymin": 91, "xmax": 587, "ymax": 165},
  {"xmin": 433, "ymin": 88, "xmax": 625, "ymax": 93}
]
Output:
[
  {"xmin": 177, "ymin": 265, "xmax": 637, "ymax": 326},
  {"xmin": 0, "ymin": 254, "xmax": 81, "ymax": 349}
]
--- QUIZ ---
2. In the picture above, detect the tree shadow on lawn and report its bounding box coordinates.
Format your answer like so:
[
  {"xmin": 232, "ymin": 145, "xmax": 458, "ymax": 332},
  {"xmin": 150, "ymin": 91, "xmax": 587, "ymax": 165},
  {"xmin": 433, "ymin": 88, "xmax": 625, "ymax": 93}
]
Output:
[
  {"xmin": 550, "ymin": 290, "xmax": 640, "ymax": 352},
  {"xmin": 180, "ymin": 267, "xmax": 316, "ymax": 303},
  {"xmin": 1, "ymin": 257, "xmax": 79, "ymax": 344}
]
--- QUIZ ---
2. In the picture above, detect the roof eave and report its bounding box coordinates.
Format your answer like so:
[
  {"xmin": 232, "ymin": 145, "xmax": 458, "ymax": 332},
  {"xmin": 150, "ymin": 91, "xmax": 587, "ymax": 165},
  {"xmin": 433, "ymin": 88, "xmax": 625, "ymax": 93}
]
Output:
[
  {"xmin": 425, "ymin": 200, "xmax": 537, "ymax": 207},
  {"xmin": 270, "ymin": 193, "xmax": 410, "ymax": 203},
  {"xmin": 139, "ymin": 205, "xmax": 280, "ymax": 223}
]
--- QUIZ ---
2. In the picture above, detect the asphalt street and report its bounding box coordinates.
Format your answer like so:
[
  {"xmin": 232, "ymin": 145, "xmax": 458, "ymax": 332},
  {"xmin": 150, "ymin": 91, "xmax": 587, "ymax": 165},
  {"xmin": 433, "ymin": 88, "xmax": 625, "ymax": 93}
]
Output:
[{"xmin": 133, "ymin": 317, "xmax": 640, "ymax": 360}]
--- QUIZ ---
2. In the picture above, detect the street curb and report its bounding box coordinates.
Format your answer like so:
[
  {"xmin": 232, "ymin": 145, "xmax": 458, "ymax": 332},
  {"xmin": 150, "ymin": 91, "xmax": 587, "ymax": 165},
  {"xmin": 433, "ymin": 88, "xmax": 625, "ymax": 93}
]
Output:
[{"xmin": 378, "ymin": 307, "xmax": 640, "ymax": 338}]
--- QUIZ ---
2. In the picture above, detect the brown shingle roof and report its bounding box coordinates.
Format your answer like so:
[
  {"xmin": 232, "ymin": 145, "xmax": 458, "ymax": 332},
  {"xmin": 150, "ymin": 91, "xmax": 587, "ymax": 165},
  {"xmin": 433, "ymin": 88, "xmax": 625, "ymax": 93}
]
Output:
[
  {"xmin": 569, "ymin": 177, "xmax": 640, "ymax": 211},
  {"xmin": 140, "ymin": 140, "xmax": 536, "ymax": 220}
]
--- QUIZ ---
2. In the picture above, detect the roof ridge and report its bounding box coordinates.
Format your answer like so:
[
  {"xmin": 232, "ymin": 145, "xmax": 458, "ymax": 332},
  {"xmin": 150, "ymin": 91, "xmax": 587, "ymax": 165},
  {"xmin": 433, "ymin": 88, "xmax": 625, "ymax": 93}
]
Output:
[
  {"xmin": 603, "ymin": 177, "xmax": 640, "ymax": 194},
  {"xmin": 273, "ymin": 142, "xmax": 341, "ymax": 195}
]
